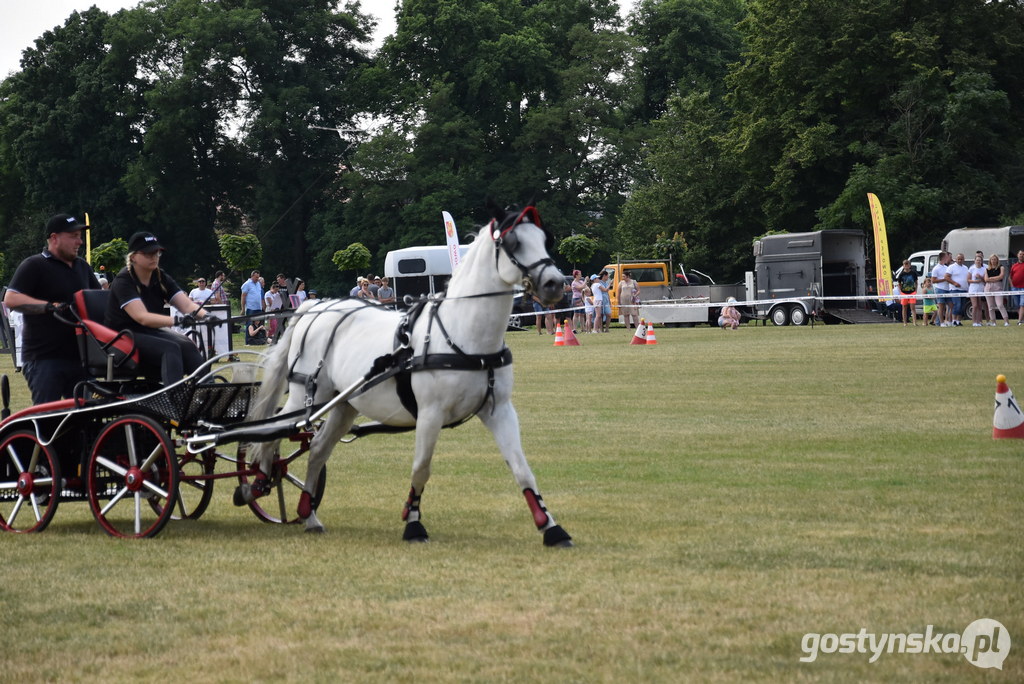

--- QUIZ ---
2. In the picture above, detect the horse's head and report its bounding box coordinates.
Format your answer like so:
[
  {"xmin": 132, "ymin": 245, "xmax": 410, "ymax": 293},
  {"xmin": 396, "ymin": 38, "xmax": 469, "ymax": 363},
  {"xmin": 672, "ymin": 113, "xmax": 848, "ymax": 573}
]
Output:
[{"xmin": 489, "ymin": 205, "xmax": 564, "ymax": 305}]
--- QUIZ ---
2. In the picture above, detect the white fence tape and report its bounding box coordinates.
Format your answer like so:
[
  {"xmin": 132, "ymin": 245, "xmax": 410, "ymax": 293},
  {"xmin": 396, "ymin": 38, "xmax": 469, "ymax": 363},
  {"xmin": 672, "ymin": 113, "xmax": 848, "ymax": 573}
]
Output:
[{"xmin": 519, "ymin": 290, "xmax": 1022, "ymax": 321}]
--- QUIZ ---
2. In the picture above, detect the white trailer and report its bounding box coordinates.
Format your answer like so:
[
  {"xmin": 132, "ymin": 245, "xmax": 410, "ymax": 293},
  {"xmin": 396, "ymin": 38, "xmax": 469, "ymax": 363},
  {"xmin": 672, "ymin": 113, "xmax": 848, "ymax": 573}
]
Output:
[{"xmin": 383, "ymin": 244, "xmax": 469, "ymax": 304}]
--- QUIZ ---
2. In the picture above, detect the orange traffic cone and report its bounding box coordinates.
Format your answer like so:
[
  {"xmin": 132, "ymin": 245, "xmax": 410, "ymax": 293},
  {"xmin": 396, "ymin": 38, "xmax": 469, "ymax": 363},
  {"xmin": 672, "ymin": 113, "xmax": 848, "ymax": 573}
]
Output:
[
  {"xmin": 993, "ymin": 374, "xmax": 1024, "ymax": 439},
  {"xmin": 630, "ymin": 320, "xmax": 648, "ymax": 345},
  {"xmin": 562, "ymin": 320, "xmax": 581, "ymax": 346},
  {"xmin": 645, "ymin": 320, "xmax": 658, "ymax": 345},
  {"xmin": 553, "ymin": 322, "xmax": 564, "ymax": 347}
]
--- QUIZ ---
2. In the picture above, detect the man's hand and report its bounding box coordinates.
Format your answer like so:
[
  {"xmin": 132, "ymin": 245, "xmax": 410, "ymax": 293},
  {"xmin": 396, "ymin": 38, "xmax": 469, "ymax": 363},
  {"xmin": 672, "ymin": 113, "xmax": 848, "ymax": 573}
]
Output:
[
  {"xmin": 45, "ymin": 301, "xmax": 69, "ymax": 314},
  {"xmin": 175, "ymin": 312, "xmax": 197, "ymax": 328}
]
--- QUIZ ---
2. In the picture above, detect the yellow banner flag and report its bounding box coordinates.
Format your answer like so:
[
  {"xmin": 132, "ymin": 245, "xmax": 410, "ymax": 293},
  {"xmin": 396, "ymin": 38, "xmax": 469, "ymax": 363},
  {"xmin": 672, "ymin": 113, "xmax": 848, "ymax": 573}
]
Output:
[
  {"xmin": 85, "ymin": 212, "xmax": 92, "ymax": 265},
  {"xmin": 866, "ymin": 193, "xmax": 892, "ymax": 301}
]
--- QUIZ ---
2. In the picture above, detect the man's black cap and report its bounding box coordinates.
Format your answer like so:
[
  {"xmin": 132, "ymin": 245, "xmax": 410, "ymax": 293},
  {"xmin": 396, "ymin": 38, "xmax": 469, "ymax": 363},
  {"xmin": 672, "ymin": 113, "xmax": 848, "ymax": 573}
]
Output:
[{"xmin": 45, "ymin": 214, "xmax": 88, "ymax": 238}]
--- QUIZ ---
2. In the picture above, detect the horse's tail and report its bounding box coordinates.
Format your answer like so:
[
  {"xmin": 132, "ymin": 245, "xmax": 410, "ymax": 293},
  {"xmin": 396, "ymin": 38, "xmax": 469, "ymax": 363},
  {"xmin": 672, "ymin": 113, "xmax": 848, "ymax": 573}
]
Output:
[{"xmin": 248, "ymin": 306, "xmax": 306, "ymax": 421}]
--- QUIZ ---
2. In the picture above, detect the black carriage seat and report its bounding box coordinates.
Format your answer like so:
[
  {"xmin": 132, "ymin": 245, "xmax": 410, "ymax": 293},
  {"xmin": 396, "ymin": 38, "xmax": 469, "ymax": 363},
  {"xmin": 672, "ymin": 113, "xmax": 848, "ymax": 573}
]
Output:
[{"xmin": 73, "ymin": 289, "xmax": 141, "ymax": 380}]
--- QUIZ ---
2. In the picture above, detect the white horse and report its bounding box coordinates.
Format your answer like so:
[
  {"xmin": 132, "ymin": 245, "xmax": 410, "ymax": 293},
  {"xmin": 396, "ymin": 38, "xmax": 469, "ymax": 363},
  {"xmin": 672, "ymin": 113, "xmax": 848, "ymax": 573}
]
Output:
[{"xmin": 235, "ymin": 205, "xmax": 572, "ymax": 546}]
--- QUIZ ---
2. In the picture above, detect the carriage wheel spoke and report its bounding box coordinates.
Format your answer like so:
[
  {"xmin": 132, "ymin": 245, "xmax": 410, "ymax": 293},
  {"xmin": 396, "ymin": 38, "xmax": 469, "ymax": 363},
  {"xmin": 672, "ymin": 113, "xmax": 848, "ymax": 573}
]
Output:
[
  {"xmin": 139, "ymin": 444, "xmax": 165, "ymax": 472},
  {"xmin": 99, "ymin": 486, "xmax": 130, "ymax": 516},
  {"xmin": 125, "ymin": 425, "xmax": 139, "ymax": 467},
  {"xmin": 140, "ymin": 478, "xmax": 170, "ymax": 500},
  {"xmin": 7, "ymin": 497, "xmax": 25, "ymax": 525},
  {"xmin": 274, "ymin": 481, "xmax": 287, "ymax": 519},
  {"xmin": 5, "ymin": 442, "xmax": 26, "ymax": 472},
  {"xmin": 95, "ymin": 455, "xmax": 128, "ymax": 477},
  {"xmin": 134, "ymin": 493, "xmax": 142, "ymax": 535}
]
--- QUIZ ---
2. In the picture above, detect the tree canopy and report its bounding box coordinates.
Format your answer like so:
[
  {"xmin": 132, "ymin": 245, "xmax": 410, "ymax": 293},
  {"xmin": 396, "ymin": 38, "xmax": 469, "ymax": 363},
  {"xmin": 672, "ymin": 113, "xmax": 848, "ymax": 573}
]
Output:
[{"xmin": 2, "ymin": 0, "xmax": 1022, "ymax": 291}]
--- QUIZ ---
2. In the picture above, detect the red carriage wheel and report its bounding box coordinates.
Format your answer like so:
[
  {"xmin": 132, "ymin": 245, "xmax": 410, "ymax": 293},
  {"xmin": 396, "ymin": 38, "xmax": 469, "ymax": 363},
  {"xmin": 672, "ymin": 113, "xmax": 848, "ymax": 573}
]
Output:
[
  {"xmin": 236, "ymin": 435, "xmax": 325, "ymax": 524},
  {"xmin": 0, "ymin": 429, "xmax": 61, "ymax": 533},
  {"xmin": 87, "ymin": 415, "xmax": 179, "ymax": 538},
  {"xmin": 165, "ymin": 450, "xmax": 216, "ymax": 521}
]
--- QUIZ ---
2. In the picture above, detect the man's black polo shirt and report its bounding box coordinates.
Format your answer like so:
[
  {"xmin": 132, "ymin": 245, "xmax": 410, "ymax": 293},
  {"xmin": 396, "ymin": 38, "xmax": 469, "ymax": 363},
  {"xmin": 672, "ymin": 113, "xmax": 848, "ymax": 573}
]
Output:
[{"xmin": 7, "ymin": 250, "xmax": 100, "ymax": 362}]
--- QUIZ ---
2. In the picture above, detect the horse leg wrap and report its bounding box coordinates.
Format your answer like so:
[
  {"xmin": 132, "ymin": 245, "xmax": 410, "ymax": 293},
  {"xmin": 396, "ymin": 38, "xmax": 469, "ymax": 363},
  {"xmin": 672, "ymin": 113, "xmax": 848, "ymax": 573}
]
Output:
[
  {"xmin": 402, "ymin": 487, "xmax": 422, "ymax": 522},
  {"xmin": 523, "ymin": 488, "xmax": 551, "ymax": 529},
  {"xmin": 297, "ymin": 490, "xmax": 313, "ymax": 520}
]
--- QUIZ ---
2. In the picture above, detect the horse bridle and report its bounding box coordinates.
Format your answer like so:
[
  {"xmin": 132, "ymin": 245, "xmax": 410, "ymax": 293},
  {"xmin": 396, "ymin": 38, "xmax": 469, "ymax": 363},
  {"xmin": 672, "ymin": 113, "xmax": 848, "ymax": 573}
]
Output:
[{"xmin": 489, "ymin": 206, "xmax": 556, "ymax": 285}]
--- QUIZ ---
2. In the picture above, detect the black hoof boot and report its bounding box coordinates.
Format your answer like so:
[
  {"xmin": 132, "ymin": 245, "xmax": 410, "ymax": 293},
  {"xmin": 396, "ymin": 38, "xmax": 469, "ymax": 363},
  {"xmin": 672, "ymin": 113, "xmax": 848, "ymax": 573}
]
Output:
[
  {"xmin": 543, "ymin": 525, "xmax": 573, "ymax": 548},
  {"xmin": 403, "ymin": 520, "xmax": 429, "ymax": 543}
]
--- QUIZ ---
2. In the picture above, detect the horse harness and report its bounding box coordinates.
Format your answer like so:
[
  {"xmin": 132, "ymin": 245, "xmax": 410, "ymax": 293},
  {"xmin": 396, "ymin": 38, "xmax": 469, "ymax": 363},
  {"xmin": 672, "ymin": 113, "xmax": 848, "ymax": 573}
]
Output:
[
  {"xmin": 286, "ymin": 294, "xmax": 512, "ymax": 427},
  {"xmin": 285, "ymin": 206, "xmax": 555, "ymax": 427}
]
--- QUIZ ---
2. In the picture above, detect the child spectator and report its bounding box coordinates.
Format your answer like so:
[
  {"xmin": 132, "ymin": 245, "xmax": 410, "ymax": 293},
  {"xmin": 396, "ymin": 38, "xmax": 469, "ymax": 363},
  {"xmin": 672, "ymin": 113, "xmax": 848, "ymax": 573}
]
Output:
[{"xmin": 921, "ymin": 277, "xmax": 936, "ymax": 326}]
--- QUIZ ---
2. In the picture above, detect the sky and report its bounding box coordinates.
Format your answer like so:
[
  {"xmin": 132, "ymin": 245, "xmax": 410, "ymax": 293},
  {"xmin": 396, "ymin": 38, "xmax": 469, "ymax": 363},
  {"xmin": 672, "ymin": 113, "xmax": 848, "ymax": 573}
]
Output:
[
  {"xmin": 0, "ymin": 0, "xmax": 399, "ymax": 79},
  {"xmin": 1, "ymin": 1, "xmax": 637, "ymax": 79}
]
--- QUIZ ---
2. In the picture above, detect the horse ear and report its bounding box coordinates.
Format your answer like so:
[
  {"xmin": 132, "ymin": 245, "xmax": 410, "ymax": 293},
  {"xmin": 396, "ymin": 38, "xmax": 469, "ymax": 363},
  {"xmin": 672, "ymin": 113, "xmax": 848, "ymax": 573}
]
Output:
[{"xmin": 485, "ymin": 198, "xmax": 505, "ymax": 222}]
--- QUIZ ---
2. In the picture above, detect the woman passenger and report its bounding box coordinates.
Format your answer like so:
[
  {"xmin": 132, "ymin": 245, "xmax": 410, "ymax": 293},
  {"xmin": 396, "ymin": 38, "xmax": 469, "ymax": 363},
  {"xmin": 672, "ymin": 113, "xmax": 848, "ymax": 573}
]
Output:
[{"xmin": 104, "ymin": 232, "xmax": 208, "ymax": 384}]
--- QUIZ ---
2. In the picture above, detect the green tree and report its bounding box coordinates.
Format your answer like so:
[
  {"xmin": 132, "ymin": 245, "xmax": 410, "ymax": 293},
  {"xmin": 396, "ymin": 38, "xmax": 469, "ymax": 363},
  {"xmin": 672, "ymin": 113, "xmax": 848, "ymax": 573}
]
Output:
[
  {"xmin": 332, "ymin": 242, "xmax": 371, "ymax": 274},
  {"xmin": 218, "ymin": 234, "xmax": 263, "ymax": 274},
  {"xmin": 558, "ymin": 234, "xmax": 599, "ymax": 269},
  {"xmin": 358, "ymin": 0, "xmax": 629, "ymax": 263},
  {"xmin": 90, "ymin": 238, "xmax": 129, "ymax": 275},
  {"xmin": 726, "ymin": 0, "xmax": 1024, "ymax": 259}
]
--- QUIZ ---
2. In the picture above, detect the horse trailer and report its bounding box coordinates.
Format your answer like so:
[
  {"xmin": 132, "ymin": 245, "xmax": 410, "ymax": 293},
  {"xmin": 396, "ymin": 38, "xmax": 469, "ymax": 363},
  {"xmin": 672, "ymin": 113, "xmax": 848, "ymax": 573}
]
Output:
[{"xmin": 751, "ymin": 230, "xmax": 866, "ymax": 325}]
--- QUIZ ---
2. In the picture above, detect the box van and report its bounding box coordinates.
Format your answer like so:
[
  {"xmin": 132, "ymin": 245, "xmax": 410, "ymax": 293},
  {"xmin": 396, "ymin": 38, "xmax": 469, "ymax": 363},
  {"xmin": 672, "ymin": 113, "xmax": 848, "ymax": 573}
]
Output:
[{"xmin": 383, "ymin": 244, "xmax": 469, "ymax": 304}]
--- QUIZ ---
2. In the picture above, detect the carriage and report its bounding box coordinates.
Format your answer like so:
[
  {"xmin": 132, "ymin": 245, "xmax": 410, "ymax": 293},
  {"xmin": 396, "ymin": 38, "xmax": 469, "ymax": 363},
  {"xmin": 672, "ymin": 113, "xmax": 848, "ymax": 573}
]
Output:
[
  {"xmin": 2, "ymin": 204, "xmax": 573, "ymax": 545},
  {"xmin": 0, "ymin": 290, "xmax": 321, "ymax": 538}
]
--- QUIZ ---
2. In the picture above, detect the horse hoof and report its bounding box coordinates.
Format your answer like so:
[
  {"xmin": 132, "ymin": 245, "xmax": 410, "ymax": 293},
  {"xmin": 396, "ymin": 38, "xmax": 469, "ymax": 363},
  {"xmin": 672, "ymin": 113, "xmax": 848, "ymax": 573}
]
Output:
[
  {"xmin": 403, "ymin": 520, "xmax": 429, "ymax": 543},
  {"xmin": 543, "ymin": 525, "xmax": 573, "ymax": 548},
  {"xmin": 232, "ymin": 484, "xmax": 251, "ymax": 506},
  {"xmin": 305, "ymin": 525, "xmax": 325, "ymax": 534}
]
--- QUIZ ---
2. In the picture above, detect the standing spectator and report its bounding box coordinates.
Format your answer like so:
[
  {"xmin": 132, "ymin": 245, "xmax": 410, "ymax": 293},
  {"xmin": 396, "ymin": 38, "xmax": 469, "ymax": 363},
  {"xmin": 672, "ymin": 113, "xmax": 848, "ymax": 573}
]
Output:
[
  {"xmin": 3, "ymin": 214, "xmax": 101, "ymax": 404},
  {"xmin": 188, "ymin": 277, "xmax": 211, "ymax": 304},
  {"xmin": 349, "ymin": 277, "xmax": 365, "ymax": 297},
  {"xmin": 368, "ymin": 275, "xmax": 381, "ymax": 298},
  {"xmin": 264, "ymin": 281, "xmax": 283, "ymax": 342},
  {"xmin": 921, "ymin": 277, "xmax": 937, "ymax": 326},
  {"xmin": 207, "ymin": 271, "xmax": 231, "ymax": 357},
  {"xmin": 97, "ymin": 277, "xmax": 109, "ymax": 290},
  {"xmin": 356, "ymin": 279, "xmax": 376, "ymax": 302},
  {"xmin": 531, "ymin": 293, "xmax": 549, "ymax": 334},
  {"xmin": 209, "ymin": 271, "xmax": 229, "ymax": 306},
  {"xmin": 617, "ymin": 271, "xmax": 640, "ymax": 329},
  {"xmin": 967, "ymin": 253, "xmax": 988, "ymax": 326},
  {"xmin": 291, "ymin": 278, "xmax": 307, "ymax": 307},
  {"xmin": 984, "ymin": 254, "xmax": 1009, "ymax": 326},
  {"xmin": 583, "ymin": 276, "xmax": 596, "ymax": 332},
  {"xmin": 1011, "ymin": 250, "xmax": 1024, "ymax": 325},
  {"xmin": 942, "ymin": 253, "xmax": 966, "ymax": 325},
  {"xmin": 930, "ymin": 251, "xmax": 951, "ymax": 326},
  {"xmin": 377, "ymin": 277, "xmax": 395, "ymax": 307},
  {"xmin": 946, "ymin": 253, "xmax": 969, "ymax": 326},
  {"xmin": 591, "ymin": 272, "xmax": 608, "ymax": 333},
  {"xmin": 569, "ymin": 271, "xmax": 586, "ymax": 332},
  {"xmin": 598, "ymin": 271, "xmax": 611, "ymax": 332},
  {"xmin": 895, "ymin": 259, "xmax": 919, "ymax": 326},
  {"xmin": 240, "ymin": 270, "xmax": 263, "ymax": 344}
]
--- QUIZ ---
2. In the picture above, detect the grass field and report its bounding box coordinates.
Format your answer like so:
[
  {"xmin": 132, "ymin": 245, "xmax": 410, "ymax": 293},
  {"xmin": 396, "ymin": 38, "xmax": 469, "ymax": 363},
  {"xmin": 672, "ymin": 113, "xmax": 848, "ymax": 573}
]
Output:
[{"xmin": 1, "ymin": 322, "xmax": 1021, "ymax": 682}]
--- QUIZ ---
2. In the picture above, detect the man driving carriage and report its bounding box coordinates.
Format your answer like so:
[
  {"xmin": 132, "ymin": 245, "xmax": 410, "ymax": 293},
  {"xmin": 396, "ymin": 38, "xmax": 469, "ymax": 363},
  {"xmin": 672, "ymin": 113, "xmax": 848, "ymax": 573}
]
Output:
[
  {"xmin": 3, "ymin": 214, "xmax": 101, "ymax": 404},
  {"xmin": 105, "ymin": 231, "xmax": 213, "ymax": 385}
]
